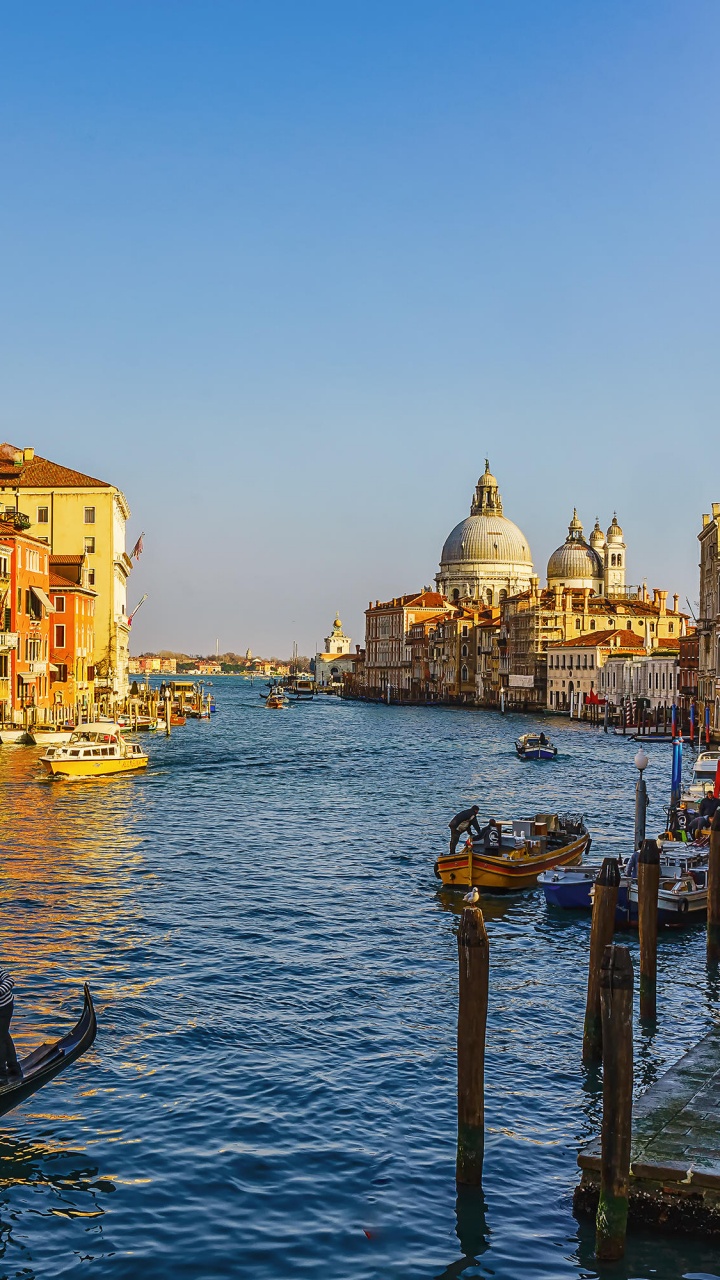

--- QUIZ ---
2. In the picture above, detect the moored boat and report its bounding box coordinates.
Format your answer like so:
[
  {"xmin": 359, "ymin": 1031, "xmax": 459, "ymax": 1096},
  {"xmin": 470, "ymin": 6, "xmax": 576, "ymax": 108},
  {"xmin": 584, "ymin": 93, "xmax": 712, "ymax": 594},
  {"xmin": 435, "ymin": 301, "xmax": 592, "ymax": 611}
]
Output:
[
  {"xmin": 0, "ymin": 725, "xmax": 31, "ymax": 744},
  {"xmin": 0, "ymin": 985, "xmax": 96, "ymax": 1119},
  {"xmin": 627, "ymin": 868, "xmax": 707, "ymax": 927},
  {"xmin": 515, "ymin": 733, "xmax": 557, "ymax": 761},
  {"xmin": 434, "ymin": 813, "xmax": 589, "ymax": 890},
  {"xmin": 41, "ymin": 723, "xmax": 148, "ymax": 778},
  {"xmin": 28, "ymin": 725, "xmax": 74, "ymax": 746}
]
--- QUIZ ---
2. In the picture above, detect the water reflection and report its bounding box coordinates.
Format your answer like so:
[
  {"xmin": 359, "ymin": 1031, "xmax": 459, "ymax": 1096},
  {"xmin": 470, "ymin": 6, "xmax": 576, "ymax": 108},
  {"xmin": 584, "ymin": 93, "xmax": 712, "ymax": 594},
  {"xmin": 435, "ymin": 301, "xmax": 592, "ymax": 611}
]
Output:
[{"xmin": 436, "ymin": 1187, "xmax": 490, "ymax": 1280}]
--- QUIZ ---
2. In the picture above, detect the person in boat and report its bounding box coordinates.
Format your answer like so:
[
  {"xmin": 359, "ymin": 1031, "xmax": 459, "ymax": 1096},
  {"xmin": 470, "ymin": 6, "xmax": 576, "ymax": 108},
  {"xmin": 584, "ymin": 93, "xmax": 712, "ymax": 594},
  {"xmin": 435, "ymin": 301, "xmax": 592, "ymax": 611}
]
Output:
[
  {"xmin": 690, "ymin": 791, "xmax": 720, "ymax": 837},
  {"xmin": 539, "ymin": 733, "xmax": 548, "ymax": 746},
  {"xmin": 0, "ymin": 966, "xmax": 21, "ymax": 1083},
  {"xmin": 449, "ymin": 806, "xmax": 482, "ymax": 855},
  {"xmin": 479, "ymin": 819, "xmax": 501, "ymax": 853}
]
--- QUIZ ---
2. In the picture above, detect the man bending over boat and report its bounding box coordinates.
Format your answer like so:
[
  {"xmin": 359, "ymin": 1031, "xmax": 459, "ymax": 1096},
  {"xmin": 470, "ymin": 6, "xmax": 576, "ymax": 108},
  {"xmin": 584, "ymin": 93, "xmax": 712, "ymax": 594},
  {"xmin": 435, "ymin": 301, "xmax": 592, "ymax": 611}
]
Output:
[
  {"xmin": 0, "ymin": 967, "xmax": 21, "ymax": 1084},
  {"xmin": 449, "ymin": 806, "xmax": 482, "ymax": 855}
]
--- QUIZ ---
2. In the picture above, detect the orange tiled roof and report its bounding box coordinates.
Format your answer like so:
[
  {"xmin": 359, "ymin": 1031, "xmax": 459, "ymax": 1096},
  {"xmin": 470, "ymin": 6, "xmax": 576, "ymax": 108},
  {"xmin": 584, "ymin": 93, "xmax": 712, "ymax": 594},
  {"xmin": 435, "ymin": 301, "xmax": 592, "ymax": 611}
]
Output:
[
  {"xmin": 0, "ymin": 444, "xmax": 110, "ymax": 489},
  {"xmin": 549, "ymin": 628, "xmax": 646, "ymax": 649}
]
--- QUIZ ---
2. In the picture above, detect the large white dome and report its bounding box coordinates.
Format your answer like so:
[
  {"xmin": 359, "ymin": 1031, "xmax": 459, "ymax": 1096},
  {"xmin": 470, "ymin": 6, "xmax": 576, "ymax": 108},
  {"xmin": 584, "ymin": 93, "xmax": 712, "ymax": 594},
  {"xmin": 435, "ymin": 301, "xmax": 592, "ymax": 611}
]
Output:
[
  {"xmin": 441, "ymin": 513, "xmax": 532, "ymax": 566},
  {"xmin": 435, "ymin": 461, "xmax": 534, "ymax": 604}
]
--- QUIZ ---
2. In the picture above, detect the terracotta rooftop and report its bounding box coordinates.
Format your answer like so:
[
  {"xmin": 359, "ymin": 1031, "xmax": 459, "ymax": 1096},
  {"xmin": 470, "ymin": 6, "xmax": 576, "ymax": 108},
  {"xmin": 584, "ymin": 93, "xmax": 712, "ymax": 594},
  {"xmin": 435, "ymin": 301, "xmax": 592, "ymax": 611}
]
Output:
[
  {"xmin": 49, "ymin": 573, "xmax": 95, "ymax": 595},
  {"xmin": 50, "ymin": 554, "xmax": 84, "ymax": 566},
  {"xmin": 0, "ymin": 443, "xmax": 110, "ymax": 489},
  {"xmin": 549, "ymin": 628, "xmax": 646, "ymax": 650}
]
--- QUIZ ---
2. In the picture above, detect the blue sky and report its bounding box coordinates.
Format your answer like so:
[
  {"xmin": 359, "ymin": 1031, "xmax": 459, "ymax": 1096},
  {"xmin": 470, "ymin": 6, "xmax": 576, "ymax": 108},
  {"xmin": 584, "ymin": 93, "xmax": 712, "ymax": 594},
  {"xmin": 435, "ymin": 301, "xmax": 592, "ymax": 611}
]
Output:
[{"xmin": 1, "ymin": 1, "xmax": 717, "ymax": 654}]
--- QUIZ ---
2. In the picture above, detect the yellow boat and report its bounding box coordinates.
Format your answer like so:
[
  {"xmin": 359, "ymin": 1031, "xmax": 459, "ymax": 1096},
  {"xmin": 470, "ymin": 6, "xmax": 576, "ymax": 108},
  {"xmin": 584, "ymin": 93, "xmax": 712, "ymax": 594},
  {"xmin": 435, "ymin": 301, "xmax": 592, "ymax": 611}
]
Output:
[
  {"xmin": 434, "ymin": 813, "xmax": 590, "ymax": 890},
  {"xmin": 41, "ymin": 723, "xmax": 148, "ymax": 778}
]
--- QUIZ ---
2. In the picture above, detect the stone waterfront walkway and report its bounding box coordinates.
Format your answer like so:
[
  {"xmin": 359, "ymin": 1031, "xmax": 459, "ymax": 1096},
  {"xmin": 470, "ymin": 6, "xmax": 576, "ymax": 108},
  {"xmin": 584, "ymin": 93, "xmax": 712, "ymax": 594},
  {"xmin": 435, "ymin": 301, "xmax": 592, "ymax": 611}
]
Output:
[{"xmin": 575, "ymin": 1022, "xmax": 720, "ymax": 1235}]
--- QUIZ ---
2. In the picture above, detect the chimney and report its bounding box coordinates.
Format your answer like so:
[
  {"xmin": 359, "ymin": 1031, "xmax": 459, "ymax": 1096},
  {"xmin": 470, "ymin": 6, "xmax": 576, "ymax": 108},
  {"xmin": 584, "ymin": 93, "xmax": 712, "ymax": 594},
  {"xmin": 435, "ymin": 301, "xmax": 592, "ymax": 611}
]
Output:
[
  {"xmin": 658, "ymin": 590, "xmax": 667, "ymax": 617},
  {"xmin": 702, "ymin": 513, "xmax": 711, "ymax": 527},
  {"xmin": 22, "ymin": 447, "xmax": 34, "ymax": 462},
  {"xmin": 653, "ymin": 589, "xmax": 660, "ymax": 607},
  {"xmin": 713, "ymin": 503, "xmax": 720, "ymax": 521},
  {"xmin": 673, "ymin": 593, "xmax": 679, "ymax": 613}
]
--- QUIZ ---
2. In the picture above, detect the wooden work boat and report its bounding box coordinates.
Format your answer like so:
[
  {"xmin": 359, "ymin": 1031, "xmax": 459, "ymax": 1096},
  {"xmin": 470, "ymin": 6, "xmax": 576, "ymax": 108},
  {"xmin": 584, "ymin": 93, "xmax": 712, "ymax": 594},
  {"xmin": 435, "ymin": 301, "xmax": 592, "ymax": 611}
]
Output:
[
  {"xmin": 0, "ymin": 985, "xmax": 96, "ymax": 1119},
  {"xmin": 434, "ymin": 814, "xmax": 590, "ymax": 890},
  {"xmin": 265, "ymin": 693, "xmax": 286, "ymax": 709},
  {"xmin": 28, "ymin": 725, "xmax": 74, "ymax": 746},
  {"xmin": 170, "ymin": 714, "xmax": 186, "ymax": 726},
  {"xmin": 41, "ymin": 723, "xmax": 148, "ymax": 777},
  {"xmin": 0, "ymin": 725, "xmax": 31, "ymax": 744}
]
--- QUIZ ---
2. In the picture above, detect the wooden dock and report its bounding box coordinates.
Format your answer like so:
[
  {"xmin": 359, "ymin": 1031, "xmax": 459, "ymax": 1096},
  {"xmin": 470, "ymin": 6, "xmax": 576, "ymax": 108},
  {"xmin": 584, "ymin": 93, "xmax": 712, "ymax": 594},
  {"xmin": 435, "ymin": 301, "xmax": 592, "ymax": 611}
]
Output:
[{"xmin": 575, "ymin": 1022, "xmax": 720, "ymax": 1237}]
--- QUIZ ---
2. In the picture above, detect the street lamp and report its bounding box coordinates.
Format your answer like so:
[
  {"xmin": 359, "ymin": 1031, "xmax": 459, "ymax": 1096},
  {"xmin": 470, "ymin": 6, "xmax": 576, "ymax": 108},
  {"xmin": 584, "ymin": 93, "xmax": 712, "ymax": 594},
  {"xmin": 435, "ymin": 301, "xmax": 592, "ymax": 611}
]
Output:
[{"xmin": 634, "ymin": 748, "xmax": 649, "ymax": 849}]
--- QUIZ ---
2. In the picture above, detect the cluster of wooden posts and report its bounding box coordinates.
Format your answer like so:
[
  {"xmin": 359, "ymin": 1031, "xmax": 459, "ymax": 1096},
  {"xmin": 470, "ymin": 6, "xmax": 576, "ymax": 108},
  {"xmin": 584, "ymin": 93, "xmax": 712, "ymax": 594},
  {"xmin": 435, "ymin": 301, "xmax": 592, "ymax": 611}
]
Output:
[{"xmin": 455, "ymin": 811, "xmax": 720, "ymax": 1260}]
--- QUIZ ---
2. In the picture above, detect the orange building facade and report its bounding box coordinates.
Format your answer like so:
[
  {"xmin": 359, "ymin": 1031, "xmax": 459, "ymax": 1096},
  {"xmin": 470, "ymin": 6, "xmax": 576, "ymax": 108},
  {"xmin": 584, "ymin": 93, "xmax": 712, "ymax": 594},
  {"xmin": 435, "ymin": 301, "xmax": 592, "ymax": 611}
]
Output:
[{"xmin": 49, "ymin": 559, "xmax": 96, "ymax": 715}]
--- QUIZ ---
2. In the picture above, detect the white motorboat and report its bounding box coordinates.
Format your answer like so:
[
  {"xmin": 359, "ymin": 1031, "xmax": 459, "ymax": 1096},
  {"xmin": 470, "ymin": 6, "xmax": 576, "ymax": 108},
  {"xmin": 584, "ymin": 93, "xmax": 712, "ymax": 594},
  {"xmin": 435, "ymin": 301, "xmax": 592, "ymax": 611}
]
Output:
[
  {"xmin": 680, "ymin": 749, "xmax": 720, "ymax": 810},
  {"xmin": 0, "ymin": 725, "xmax": 31, "ymax": 744},
  {"xmin": 28, "ymin": 726, "xmax": 74, "ymax": 746}
]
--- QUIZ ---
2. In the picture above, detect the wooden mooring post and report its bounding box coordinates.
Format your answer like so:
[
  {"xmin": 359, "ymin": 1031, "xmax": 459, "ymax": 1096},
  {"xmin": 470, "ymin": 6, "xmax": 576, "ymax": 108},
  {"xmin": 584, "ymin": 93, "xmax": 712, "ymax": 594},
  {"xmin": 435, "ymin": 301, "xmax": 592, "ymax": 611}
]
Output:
[
  {"xmin": 708, "ymin": 808, "xmax": 720, "ymax": 964},
  {"xmin": 456, "ymin": 907, "xmax": 488, "ymax": 1187},
  {"xmin": 582, "ymin": 857, "xmax": 620, "ymax": 1063},
  {"xmin": 165, "ymin": 698, "xmax": 172, "ymax": 737},
  {"xmin": 637, "ymin": 840, "xmax": 660, "ymax": 1020},
  {"xmin": 595, "ymin": 943, "xmax": 634, "ymax": 1261}
]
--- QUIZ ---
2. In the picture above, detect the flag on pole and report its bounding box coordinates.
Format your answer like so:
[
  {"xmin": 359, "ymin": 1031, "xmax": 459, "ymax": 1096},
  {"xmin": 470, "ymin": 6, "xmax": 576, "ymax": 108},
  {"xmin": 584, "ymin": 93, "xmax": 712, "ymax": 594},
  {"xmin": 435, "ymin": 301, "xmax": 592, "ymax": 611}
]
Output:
[{"xmin": 130, "ymin": 532, "xmax": 145, "ymax": 560}]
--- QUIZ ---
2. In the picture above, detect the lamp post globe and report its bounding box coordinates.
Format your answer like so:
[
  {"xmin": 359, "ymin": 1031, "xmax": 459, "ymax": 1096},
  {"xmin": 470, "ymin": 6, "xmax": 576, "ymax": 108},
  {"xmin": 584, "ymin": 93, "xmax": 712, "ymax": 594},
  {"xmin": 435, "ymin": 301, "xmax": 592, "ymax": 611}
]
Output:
[{"xmin": 634, "ymin": 748, "xmax": 649, "ymax": 775}]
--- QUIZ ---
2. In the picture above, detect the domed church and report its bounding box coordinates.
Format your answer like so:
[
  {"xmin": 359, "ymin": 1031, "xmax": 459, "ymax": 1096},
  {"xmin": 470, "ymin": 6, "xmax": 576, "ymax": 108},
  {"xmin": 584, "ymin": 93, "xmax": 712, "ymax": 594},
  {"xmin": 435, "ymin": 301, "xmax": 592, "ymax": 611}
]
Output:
[
  {"xmin": 547, "ymin": 511, "xmax": 626, "ymax": 595},
  {"xmin": 435, "ymin": 461, "xmax": 534, "ymax": 605}
]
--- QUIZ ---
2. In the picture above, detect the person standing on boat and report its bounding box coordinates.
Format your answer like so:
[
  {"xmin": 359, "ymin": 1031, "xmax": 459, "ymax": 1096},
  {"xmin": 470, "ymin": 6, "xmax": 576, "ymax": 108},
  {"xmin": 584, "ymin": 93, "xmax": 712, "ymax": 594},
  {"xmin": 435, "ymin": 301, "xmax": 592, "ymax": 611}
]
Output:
[
  {"xmin": 449, "ymin": 806, "xmax": 482, "ymax": 855},
  {"xmin": 0, "ymin": 967, "xmax": 21, "ymax": 1083}
]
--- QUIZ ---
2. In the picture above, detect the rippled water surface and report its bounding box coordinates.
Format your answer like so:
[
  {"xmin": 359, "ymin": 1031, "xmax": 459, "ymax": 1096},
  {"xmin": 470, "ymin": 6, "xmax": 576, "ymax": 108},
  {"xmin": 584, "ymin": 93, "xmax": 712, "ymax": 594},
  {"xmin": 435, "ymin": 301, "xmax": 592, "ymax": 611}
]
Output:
[{"xmin": 0, "ymin": 679, "xmax": 718, "ymax": 1279}]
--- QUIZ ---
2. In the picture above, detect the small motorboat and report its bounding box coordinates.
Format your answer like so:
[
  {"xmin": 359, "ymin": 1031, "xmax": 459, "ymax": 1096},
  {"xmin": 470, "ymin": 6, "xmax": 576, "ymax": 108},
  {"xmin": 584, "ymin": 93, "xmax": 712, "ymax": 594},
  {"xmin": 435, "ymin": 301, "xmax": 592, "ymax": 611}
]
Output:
[
  {"xmin": 0, "ymin": 725, "xmax": 31, "ymax": 745},
  {"xmin": 538, "ymin": 864, "xmax": 605, "ymax": 909},
  {"xmin": 628, "ymin": 870, "xmax": 707, "ymax": 928},
  {"xmin": 28, "ymin": 725, "xmax": 74, "ymax": 746},
  {"xmin": 0, "ymin": 985, "xmax": 96, "ymax": 1120},
  {"xmin": 515, "ymin": 733, "xmax": 557, "ymax": 761},
  {"xmin": 41, "ymin": 723, "xmax": 148, "ymax": 778},
  {"xmin": 170, "ymin": 714, "xmax": 186, "ymax": 727},
  {"xmin": 265, "ymin": 692, "xmax": 286, "ymax": 709},
  {"xmin": 434, "ymin": 813, "xmax": 589, "ymax": 890},
  {"xmin": 680, "ymin": 750, "xmax": 720, "ymax": 812}
]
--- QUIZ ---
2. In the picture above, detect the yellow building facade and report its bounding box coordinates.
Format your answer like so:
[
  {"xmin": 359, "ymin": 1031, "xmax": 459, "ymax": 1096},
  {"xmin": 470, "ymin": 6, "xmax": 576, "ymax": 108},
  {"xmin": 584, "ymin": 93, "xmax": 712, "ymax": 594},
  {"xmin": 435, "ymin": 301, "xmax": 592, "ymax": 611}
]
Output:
[{"xmin": 0, "ymin": 444, "xmax": 133, "ymax": 699}]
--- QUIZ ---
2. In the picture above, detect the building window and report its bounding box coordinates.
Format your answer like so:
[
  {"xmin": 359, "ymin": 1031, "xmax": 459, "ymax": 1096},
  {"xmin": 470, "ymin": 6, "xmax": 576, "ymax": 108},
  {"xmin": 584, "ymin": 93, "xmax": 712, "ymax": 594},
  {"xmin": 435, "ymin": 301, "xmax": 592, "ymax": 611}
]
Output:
[
  {"xmin": 590, "ymin": 656, "xmax": 594, "ymax": 669},
  {"xmin": 25, "ymin": 637, "xmax": 40, "ymax": 662},
  {"xmin": 84, "ymin": 506, "xmax": 96, "ymax": 524},
  {"xmin": 88, "ymin": 569, "xmax": 95, "ymax": 586},
  {"xmin": 54, "ymin": 624, "xmax": 66, "ymax": 647},
  {"xmin": 54, "ymin": 596, "xmax": 65, "ymax": 613},
  {"xmin": 590, "ymin": 619, "xmax": 595, "ymax": 630},
  {"xmin": 575, "ymin": 618, "xmax": 581, "ymax": 629},
  {"xmin": 583, "ymin": 655, "xmax": 587, "ymax": 668},
  {"xmin": 37, "ymin": 506, "xmax": 49, "ymax": 524},
  {"xmin": 84, "ymin": 537, "xmax": 95, "ymax": 554},
  {"xmin": 668, "ymin": 623, "xmax": 674, "ymax": 634},
  {"xmin": 461, "ymin": 625, "xmax": 468, "ymax": 638},
  {"xmin": 617, "ymin": 555, "xmax": 622, "ymax": 567},
  {"xmin": 461, "ymin": 644, "xmax": 468, "ymax": 658},
  {"xmin": 461, "ymin": 665, "xmax": 468, "ymax": 683}
]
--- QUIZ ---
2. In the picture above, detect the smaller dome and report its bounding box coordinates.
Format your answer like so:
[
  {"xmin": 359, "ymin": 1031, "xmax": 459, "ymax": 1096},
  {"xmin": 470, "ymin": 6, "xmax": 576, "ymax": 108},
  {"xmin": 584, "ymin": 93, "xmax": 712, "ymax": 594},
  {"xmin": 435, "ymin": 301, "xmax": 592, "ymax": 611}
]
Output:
[
  {"xmin": 547, "ymin": 511, "xmax": 603, "ymax": 584},
  {"xmin": 547, "ymin": 543, "xmax": 604, "ymax": 582},
  {"xmin": 333, "ymin": 613, "xmax": 343, "ymax": 631},
  {"xmin": 589, "ymin": 518, "xmax": 604, "ymax": 548},
  {"xmin": 607, "ymin": 514, "xmax": 624, "ymax": 540}
]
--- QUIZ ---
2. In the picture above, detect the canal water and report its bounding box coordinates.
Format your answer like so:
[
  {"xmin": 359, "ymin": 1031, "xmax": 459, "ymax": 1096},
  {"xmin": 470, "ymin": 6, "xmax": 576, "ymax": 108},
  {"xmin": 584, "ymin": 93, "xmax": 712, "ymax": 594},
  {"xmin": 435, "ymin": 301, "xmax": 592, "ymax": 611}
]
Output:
[{"xmin": 0, "ymin": 678, "xmax": 718, "ymax": 1280}]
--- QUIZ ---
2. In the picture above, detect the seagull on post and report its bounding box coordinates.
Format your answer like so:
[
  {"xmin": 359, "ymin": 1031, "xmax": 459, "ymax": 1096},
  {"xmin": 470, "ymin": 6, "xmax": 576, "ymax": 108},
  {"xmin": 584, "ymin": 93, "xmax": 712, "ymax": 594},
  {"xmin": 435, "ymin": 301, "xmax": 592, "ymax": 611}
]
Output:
[{"xmin": 463, "ymin": 887, "xmax": 480, "ymax": 904}]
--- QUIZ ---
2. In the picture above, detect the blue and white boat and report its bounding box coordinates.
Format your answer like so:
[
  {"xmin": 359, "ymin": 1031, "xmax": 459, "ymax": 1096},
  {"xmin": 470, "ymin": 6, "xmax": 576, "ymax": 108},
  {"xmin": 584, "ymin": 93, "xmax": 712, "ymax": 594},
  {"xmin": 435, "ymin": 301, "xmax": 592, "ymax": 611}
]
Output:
[
  {"xmin": 537, "ymin": 864, "xmax": 602, "ymax": 908},
  {"xmin": 515, "ymin": 733, "xmax": 557, "ymax": 761}
]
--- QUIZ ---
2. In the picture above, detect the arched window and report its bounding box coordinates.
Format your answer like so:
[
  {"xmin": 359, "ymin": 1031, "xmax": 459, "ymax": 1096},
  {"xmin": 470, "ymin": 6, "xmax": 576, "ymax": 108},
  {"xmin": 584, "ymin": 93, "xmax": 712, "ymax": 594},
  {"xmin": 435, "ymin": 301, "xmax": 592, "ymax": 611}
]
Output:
[
  {"xmin": 590, "ymin": 619, "xmax": 595, "ymax": 630},
  {"xmin": 499, "ymin": 589, "xmax": 508, "ymax": 603},
  {"xmin": 452, "ymin": 589, "xmax": 460, "ymax": 601},
  {"xmin": 486, "ymin": 589, "xmax": 493, "ymax": 606},
  {"xmin": 461, "ymin": 644, "xmax": 468, "ymax": 658},
  {"xmin": 461, "ymin": 665, "xmax": 468, "ymax": 683},
  {"xmin": 575, "ymin": 618, "xmax": 581, "ymax": 629},
  {"xmin": 611, "ymin": 554, "xmax": 616, "ymax": 566},
  {"xmin": 617, "ymin": 555, "xmax": 622, "ymax": 567}
]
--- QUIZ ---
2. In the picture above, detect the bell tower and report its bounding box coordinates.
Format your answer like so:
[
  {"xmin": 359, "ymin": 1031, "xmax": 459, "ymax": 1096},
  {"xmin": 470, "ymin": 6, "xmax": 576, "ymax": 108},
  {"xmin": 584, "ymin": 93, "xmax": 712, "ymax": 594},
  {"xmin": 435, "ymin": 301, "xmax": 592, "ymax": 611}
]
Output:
[{"xmin": 604, "ymin": 515, "xmax": 626, "ymax": 595}]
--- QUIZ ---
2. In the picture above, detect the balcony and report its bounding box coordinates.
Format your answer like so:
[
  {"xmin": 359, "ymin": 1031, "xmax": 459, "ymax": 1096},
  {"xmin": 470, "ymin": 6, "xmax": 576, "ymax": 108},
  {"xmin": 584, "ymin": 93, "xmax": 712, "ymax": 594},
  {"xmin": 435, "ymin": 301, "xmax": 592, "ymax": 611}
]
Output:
[
  {"xmin": 0, "ymin": 632, "xmax": 18, "ymax": 650},
  {"xmin": 0, "ymin": 507, "xmax": 30, "ymax": 531}
]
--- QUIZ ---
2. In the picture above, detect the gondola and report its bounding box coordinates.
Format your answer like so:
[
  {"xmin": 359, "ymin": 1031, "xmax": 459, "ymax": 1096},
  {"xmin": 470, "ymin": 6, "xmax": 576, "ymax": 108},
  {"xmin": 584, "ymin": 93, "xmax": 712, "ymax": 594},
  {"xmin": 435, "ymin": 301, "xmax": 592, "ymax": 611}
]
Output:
[{"xmin": 0, "ymin": 984, "xmax": 97, "ymax": 1119}]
